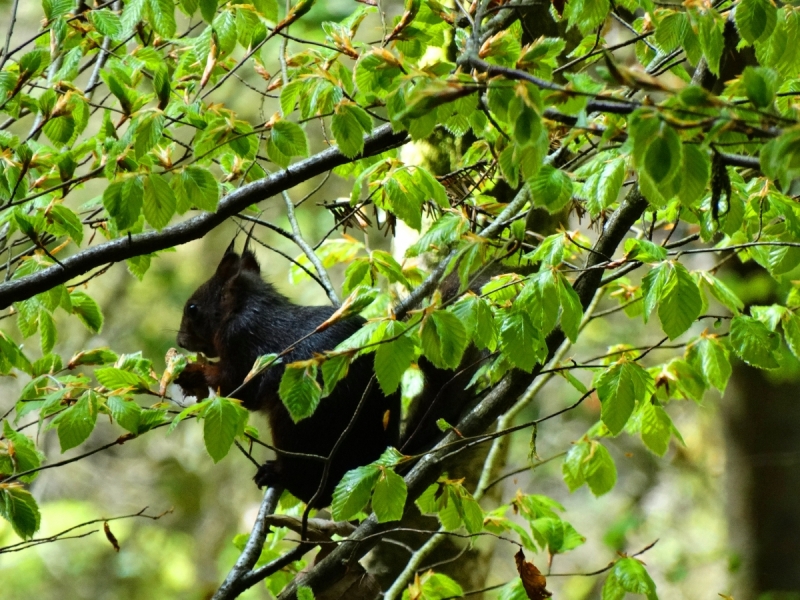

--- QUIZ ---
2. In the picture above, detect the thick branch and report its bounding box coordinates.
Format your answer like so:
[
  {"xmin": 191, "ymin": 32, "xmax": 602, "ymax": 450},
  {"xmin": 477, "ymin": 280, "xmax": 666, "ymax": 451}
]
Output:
[
  {"xmin": 0, "ymin": 125, "xmax": 408, "ymax": 308},
  {"xmin": 212, "ymin": 487, "xmax": 284, "ymax": 600}
]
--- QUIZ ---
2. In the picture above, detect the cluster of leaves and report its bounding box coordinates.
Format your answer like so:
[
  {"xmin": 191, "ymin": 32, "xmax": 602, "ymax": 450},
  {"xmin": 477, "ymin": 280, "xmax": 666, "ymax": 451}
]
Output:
[
  {"xmin": 3, "ymin": 0, "xmax": 800, "ymax": 596},
  {"xmin": 0, "ymin": 337, "xmax": 258, "ymax": 539}
]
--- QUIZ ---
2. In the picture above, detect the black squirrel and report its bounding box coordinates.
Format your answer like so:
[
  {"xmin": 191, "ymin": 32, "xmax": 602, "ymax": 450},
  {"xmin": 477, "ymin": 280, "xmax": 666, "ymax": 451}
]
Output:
[{"xmin": 175, "ymin": 249, "xmax": 401, "ymax": 506}]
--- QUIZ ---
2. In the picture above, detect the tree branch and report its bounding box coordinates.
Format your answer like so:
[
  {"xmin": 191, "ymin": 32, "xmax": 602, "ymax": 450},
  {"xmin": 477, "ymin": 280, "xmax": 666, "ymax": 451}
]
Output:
[
  {"xmin": 212, "ymin": 487, "xmax": 285, "ymax": 600},
  {"xmin": 0, "ymin": 124, "xmax": 408, "ymax": 308}
]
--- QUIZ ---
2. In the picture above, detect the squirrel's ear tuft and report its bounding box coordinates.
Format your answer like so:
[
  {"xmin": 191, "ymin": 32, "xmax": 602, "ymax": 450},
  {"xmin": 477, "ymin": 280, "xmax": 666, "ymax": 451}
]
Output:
[
  {"xmin": 240, "ymin": 250, "xmax": 261, "ymax": 274},
  {"xmin": 216, "ymin": 251, "xmax": 241, "ymax": 280}
]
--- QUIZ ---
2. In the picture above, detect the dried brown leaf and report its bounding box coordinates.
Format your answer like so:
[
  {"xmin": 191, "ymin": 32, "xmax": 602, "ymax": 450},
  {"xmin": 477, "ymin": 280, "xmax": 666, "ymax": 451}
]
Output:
[
  {"xmin": 515, "ymin": 549, "xmax": 551, "ymax": 600},
  {"xmin": 104, "ymin": 522, "xmax": 120, "ymax": 552}
]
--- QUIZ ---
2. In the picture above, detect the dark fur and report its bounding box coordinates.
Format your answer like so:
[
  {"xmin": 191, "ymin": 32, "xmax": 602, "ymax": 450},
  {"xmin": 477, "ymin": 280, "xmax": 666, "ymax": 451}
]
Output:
[{"xmin": 175, "ymin": 250, "xmax": 400, "ymax": 506}]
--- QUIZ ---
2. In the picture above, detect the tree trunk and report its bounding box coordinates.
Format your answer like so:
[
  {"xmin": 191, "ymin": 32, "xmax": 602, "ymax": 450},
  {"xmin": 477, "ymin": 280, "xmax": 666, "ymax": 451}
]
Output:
[{"xmin": 725, "ymin": 364, "xmax": 800, "ymax": 597}]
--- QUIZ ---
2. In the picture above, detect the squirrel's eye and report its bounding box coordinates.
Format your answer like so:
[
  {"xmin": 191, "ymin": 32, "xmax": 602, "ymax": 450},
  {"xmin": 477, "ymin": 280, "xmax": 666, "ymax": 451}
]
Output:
[{"xmin": 187, "ymin": 303, "xmax": 199, "ymax": 316}]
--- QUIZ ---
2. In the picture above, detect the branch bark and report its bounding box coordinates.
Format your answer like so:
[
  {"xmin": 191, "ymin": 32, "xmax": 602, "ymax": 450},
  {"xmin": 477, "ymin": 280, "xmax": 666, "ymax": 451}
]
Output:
[
  {"xmin": 0, "ymin": 125, "xmax": 408, "ymax": 309},
  {"xmin": 212, "ymin": 487, "xmax": 283, "ymax": 600}
]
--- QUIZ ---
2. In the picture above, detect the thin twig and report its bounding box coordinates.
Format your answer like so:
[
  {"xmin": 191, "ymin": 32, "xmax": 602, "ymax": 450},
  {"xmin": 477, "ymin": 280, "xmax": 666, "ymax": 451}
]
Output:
[
  {"xmin": 0, "ymin": 0, "xmax": 21, "ymax": 73},
  {"xmin": 281, "ymin": 191, "xmax": 340, "ymax": 305}
]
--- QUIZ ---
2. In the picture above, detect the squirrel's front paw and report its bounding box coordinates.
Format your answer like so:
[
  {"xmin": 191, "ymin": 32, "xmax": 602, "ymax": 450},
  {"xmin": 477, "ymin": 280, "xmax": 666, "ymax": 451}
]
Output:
[
  {"xmin": 175, "ymin": 363, "xmax": 211, "ymax": 400},
  {"xmin": 254, "ymin": 461, "xmax": 283, "ymax": 489}
]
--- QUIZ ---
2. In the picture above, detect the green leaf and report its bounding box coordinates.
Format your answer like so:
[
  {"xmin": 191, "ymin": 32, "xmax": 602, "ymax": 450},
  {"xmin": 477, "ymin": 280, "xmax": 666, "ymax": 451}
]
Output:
[
  {"xmin": 0, "ymin": 332, "xmax": 30, "ymax": 375},
  {"xmin": 699, "ymin": 273, "xmax": 743, "ymax": 315},
  {"xmin": 90, "ymin": 8, "xmax": 123, "ymax": 37},
  {"xmin": 735, "ymin": 0, "xmax": 777, "ymax": 44},
  {"xmin": 567, "ymin": 0, "xmax": 610, "ymax": 34},
  {"xmin": 280, "ymin": 79, "xmax": 305, "ymax": 116},
  {"xmin": 643, "ymin": 122, "xmax": 682, "ymax": 185},
  {"xmin": 199, "ymin": 0, "xmax": 217, "ymax": 22},
  {"xmin": 70, "ymin": 291, "xmax": 103, "ymax": 333},
  {"xmin": 657, "ymin": 262, "xmax": 702, "ymax": 340},
  {"xmin": 54, "ymin": 393, "xmax": 97, "ymax": 452},
  {"xmin": 138, "ymin": 408, "xmax": 168, "ymax": 433},
  {"xmin": 268, "ymin": 120, "xmax": 309, "ymax": 163},
  {"xmin": 436, "ymin": 491, "xmax": 465, "ymax": 532},
  {"xmin": 530, "ymin": 165, "xmax": 572, "ymax": 211},
  {"xmin": 203, "ymin": 397, "xmax": 246, "ymax": 463},
  {"xmin": 584, "ymin": 441, "xmax": 617, "ymax": 496},
  {"xmin": 497, "ymin": 145, "xmax": 519, "ymax": 188},
  {"xmin": 742, "ymin": 66, "xmax": 778, "ymax": 108},
  {"xmin": 526, "ymin": 234, "xmax": 566, "ymax": 267},
  {"xmin": 143, "ymin": 173, "xmax": 176, "ymax": 230},
  {"xmin": 595, "ymin": 360, "xmax": 654, "ymax": 435},
  {"xmin": 625, "ymin": 239, "xmax": 667, "ymax": 263},
  {"xmin": 730, "ymin": 315, "xmax": 780, "ymax": 369},
  {"xmin": 690, "ymin": 336, "xmax": 732, "ymax": 392},
  {"xmin": 2, "ymin": 421, "xmax": 43, "ymax": 482},
  {"xmin": 39, "ymin": 310, "xmax": 56, "ymax": 355},
  {"xmin": 342, "ymin": 260, "xmax": 371, "ymax": 295},
  {"xmin": 458, "ymin": 494, "xmax": 484, "ymax": 534},
  {"xmin": 95, "ymin": 367, "xmax": 150, "ymax": 391},
  {"xmin": 279, "ymin": 362, "xmax": 323, "ymax": 422},
  {"xmin": 31, "ymin": 354, "xmax": 63, "ymax": 377},
  {"xmin": 597, "ymin": 157, "xmax": 626, "ymax": 209},
  {"xmin": 372, "ymin": 250, "xmax": 410, "ymax": 288},
  {"xmin": 416, "ymin": 167, "xmax": 449, "ymax": 209},
  {"xmin": 331, "ymin": 102, "xmax": 372, "ymax": 158},
  {"xmin": 43, "ymin": 116, "xmax": 75, "ymax": 146},
  {"xmin": 666, "ymin": 358, "xmax": 706, "ymax": 402},
  {"xmin": 783, "ymin": 311, "xmax": 800, "ymax": 361},
  {"xmin": 312, "ymin": 350, "xmax": 347, "ymax": 396},
  {"xmin": 420, "ymin": 310, "xmax": 468, "ymax": 370},
  {"xmin": 641, "ymin": 262, "xmax": 670, "ymax": 322},
  {"xmin": 297, "ymin": 586, "xmax": 315, "ymax": 600},
  {"xmin": 134, "ymin": 111, "xmax": 165, "ymax": 158},
  {"xmin": 148, "ymin": 0, "xmax": 178, "ymax": 37},
  {"xmin": 355, "ymin": 50, "xmax": 403, "ymax": 101},
  {"xmin": 638, "ymin": 400, "xmax": 673, "ymax": 456},
  {"xmin": 529, "ymin": 517, "xmax": 585, "ymax": 554},
  {"xmin": 375, "ymin": 333, "xmax": 415, "ymax": 395},
  {"xmin": 655, "ymin": 11, "xmax": 688, "ymax": 52},
  {"xmin": 520, "ymin": 270, "xmax": 560, "ymax": 334},
  {"xmin": 557, "ymin": 273, "xmax": 583, "ymax": 343},
  {"xmin": 384, "ymin": 169, "xmax": 424, "ymax": 231},
  {"xmin": 104, "ymin": 176, "xmax": 143, "ymax": 230},
  {"xmin": 750, "ymin": 305, "xmax": 785, "ymax": 331},
  {"xmin": 49, "ymin": 204, "xmax": 84, "ymax": 245},
  {"xmin": 331, "ymin": 463, "xmax": 380, "ymax": 520},
  {"xmin": 474, "ymin": 296, "xmax": 498, "ymax": 351},
  {"xmin": 411, "ymin": 572, "xmax": 464, "ymax": 600},
  {"xmin": 173, "ymin": 166, "xmax": 220, "ymax": 213},
  {"xmin": 372, "ymin": 467, "xmax": 407, "ymax": 523},
  {"xmin": 18, "ymin": 49, "xmax": 47, "ymax": 78},
  {"xmin": 602, "ymin": 558, "xmax": 658, "ymax": 600},
  {"xmin": 213, "ymin": 9, "xmax": 237, "ymax": 54},
  {"xmin": 499, "ymin": 310, "xmax": 545, "ymax": 372},
  {"xmin": 678, "ymin": 143, "xmax": 711, "ymax": 207},
  {"xmin": 0, "ymin": 486, "xmax": 41, "ymax": 540},
  {"xmin": 106, "ymin": 396, "xmax": 142, "ymax": 434},
  {"xmin": 406, "ymin": 212, "xmax": 468, "ymax": 257},
  {"xmin": 698, "ymin": 10, "xmax": 724, "ymax": 76},
  {"xmin": 563, "ymin": 439, "xmax": 617, "ymax": 497}
]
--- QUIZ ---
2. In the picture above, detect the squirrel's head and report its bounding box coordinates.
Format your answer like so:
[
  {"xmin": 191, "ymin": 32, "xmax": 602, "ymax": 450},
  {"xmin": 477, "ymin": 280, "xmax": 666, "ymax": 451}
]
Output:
[{"xmin": 177, "ymin": 249, "xmax": 262, "ymax": 357}]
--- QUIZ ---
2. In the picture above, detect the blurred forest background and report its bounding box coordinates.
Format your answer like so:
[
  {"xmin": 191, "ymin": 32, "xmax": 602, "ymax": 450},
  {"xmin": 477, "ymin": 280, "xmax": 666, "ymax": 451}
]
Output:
[{"xmin": 1, "ymin": 1, "xmax": 799, "ymax": 599}]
